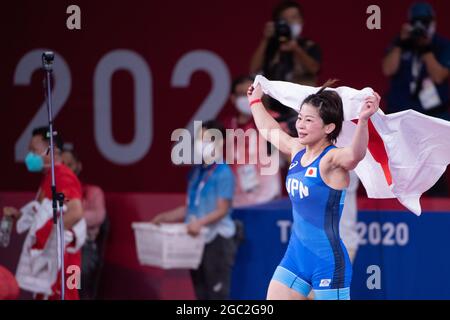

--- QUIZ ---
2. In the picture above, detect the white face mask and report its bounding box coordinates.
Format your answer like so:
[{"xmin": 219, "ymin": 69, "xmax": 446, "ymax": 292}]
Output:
[
  {"xmin": 290, "ymin": 23, "xmax": 303, "ymax": 38},
  {"xmin": 235, "ymin": 96, "xmax": 252, "ymax": 115},
  {"xmin": 427, "ymin": 21, "xmax": 436, "ymax": 38}
]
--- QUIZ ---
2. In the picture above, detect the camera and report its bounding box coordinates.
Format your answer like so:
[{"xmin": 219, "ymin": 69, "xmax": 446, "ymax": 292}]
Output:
[
  {"xmin": 410, "ymin": 17, "xmax": 431, "ymax": 40},
  {"xmin": 274, "ymin": 19, "xmax": 292, "ymax": 43}
]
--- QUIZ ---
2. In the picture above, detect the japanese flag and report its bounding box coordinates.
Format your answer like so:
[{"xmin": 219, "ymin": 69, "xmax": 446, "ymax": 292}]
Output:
[
  {"xmin": 253, "ymin": 75, "xmax": 450, "ymax": 215},
  {"xmin": 305, "ymin": 167, "xmax": 317, "ymax": 178}
]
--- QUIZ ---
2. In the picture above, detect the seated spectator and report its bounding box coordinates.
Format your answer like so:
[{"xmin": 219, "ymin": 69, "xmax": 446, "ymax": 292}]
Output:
[
  {"xmin": 62, "ymin": 145, "xmax": 108, "ymax": 299},
  {"xmin": 223, "ymin": 75, "xmax": 282, "ymax": 208}
]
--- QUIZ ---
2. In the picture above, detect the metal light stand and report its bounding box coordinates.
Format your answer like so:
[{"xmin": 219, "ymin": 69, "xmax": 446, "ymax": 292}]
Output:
[{"xmin": 42, "ymin": 51, "xmax": 66, "ymax": 300}]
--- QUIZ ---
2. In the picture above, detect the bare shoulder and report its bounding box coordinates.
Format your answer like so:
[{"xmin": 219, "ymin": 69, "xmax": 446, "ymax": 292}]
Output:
[
  {"xmin": 320, "ymin": 147, "xmax": 350, "ymax": 190},
  {"xmin": 321, "ymin": 147, "xmax": 341, "ymax": 168},
  {"xmin": 290, "ymin": 138, "xmax": 305, "ymax": 161}
]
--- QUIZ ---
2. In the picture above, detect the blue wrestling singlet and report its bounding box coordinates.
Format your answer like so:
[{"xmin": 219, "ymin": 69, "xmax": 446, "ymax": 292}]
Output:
[{"xmin": 271, "ymin": 145, "xmax": 352, "ymax": 300}]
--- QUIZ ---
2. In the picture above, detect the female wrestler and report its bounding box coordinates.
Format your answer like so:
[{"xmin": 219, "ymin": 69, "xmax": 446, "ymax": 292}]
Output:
[{"xmin": 247, "ymin": 82, "xmax": 380, "ymax": 300}]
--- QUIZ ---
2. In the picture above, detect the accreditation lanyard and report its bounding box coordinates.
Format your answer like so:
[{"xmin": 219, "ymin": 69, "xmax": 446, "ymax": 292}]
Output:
[
  {"xmin": 410, "ymin": 54, "xmax": 423, "ymax": 94},
  {"xmin": 193, "ymin": 164, "xmax": 217, "ymax": 207}
]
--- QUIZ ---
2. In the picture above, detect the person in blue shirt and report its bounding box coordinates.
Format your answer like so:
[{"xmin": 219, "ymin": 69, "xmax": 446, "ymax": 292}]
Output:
[
  {"xmin": 247, "ymin": 82, "xmax": 380, "ymax": 300},
  {"xmin": 152, "ymin": 120, "xmax": 236, "ymax": 300},
  {"xmin": 382, "ymin": 2, "xmax": 450, "ymax": 120},
  {"xmin": 382, "ymin": 2, "xmax": 450, "ymax": 197}
]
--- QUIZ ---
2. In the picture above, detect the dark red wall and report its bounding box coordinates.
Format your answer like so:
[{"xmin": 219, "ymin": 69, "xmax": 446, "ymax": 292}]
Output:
[{"xmin": 1, "ymin": 0, "xmax": 449, "ymax": 193}]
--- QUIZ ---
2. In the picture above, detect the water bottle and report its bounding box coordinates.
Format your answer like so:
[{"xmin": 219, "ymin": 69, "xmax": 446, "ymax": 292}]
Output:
[{"xmin": 0, "ymin": 215, "xmax": 13, "ymax": 247}]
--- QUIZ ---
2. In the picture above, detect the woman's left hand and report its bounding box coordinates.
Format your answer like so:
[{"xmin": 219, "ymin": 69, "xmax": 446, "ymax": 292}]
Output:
[
  {"xmin": 359, "ymin": 91, "xmax": 381, "ymax": 121},
  {"xmin": 187, "ymin": 219, "xmax": 203, "ymax": 236}
]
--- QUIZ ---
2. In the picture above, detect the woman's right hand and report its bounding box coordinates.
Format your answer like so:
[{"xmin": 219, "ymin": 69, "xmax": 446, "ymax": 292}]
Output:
[
  {"xmin": 359, "ymin": 92, "xmax": 381, "ymax": 121},
  {"xmin": 247, "ymin": 84, "xmax": 263, "ymax": 103}
]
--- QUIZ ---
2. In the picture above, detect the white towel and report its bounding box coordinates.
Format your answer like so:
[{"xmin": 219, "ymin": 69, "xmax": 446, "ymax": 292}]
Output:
[{"xmin": 15, "ymin": 199, "xmax": 86, "ymax": 295}]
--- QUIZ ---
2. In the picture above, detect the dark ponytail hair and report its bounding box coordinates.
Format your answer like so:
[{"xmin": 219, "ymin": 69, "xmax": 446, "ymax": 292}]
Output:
[{"xmin": 300, "ymin": 79, "xmax": 344, "ymax": 143}]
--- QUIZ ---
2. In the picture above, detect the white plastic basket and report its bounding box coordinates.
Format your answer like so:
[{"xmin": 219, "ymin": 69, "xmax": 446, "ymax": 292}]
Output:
[{"xmin": 131, "ymin": 222, "xmax": 206, "ymax": 269}]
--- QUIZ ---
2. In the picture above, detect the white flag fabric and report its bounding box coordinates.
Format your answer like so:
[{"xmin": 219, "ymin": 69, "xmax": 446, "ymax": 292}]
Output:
[{"xmin": 253, "ymin": 75, "xmax": 450, "ymax": 215}]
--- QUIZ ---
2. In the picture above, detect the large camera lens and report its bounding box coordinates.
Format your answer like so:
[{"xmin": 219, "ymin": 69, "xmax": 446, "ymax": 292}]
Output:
[
  {"xmin": 275, "ymin": 20, "xmax": 292, "ymax": 43},
  {"xmin": 410, "ymin": 17, "xmax": 431, "ymax": 40}
]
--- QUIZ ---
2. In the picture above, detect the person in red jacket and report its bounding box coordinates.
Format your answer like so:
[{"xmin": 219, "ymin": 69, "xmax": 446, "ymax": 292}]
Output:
[{"xmin": 2, "ymin": 127, "xmax": 84, "ymax": 300}]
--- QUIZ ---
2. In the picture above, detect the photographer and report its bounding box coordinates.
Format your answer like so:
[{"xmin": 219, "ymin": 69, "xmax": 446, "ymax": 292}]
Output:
[
  {"xmin": 382, "ymin": 2, "xmax": 450, "ymax": 197},
  {"xmin": 249, "ymin": 1, "xmax": 322, "ymax": 136},
  {"xmin": 249, "ymin": 1, "xmax": 321, "ymax": 86},
  {"xmin": 382, "ymin": 2, "xmax": 450, "ymax": 120}
]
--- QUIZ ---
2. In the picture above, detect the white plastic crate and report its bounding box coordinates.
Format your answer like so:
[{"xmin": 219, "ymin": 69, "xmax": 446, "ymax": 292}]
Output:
[{"xmin": 131, "ymin": 222, "xmax": 206, "ymax": 269}]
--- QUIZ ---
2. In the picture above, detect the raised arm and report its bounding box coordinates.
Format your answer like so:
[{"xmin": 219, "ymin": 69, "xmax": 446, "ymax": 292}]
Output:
[
  {"xmin": 247, "ymin": 84, "xmax": 299, "ymax": 157},
  {"xmin": 329, "ymin": 92, "xmax": 381, "ymax": 170}
]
